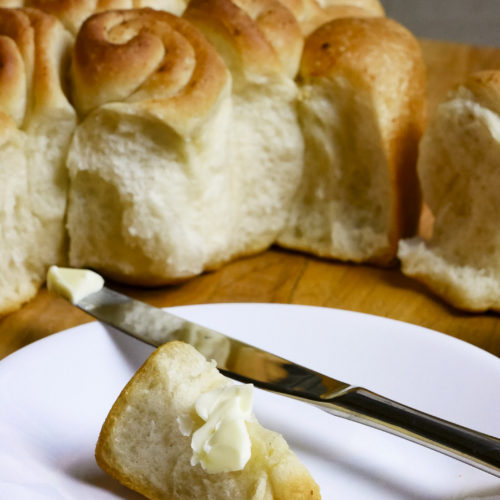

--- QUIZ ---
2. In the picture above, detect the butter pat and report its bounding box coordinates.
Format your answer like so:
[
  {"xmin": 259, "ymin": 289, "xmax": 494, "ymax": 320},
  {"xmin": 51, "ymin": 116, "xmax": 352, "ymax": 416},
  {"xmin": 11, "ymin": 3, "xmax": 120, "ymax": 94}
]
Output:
[
  {"xmin": 47, "ymin": 266, "xmax": 104, "ymax": 304},
  {"xmin": 190, "ymin": 384, "xmax": 254, "ymax": 474}
]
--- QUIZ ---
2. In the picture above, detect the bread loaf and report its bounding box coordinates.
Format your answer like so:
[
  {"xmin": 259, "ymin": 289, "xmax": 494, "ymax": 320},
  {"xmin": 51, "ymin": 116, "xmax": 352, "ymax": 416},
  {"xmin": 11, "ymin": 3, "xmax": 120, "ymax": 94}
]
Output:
[
  {"xmin": 398, "ymin": 71, "xmax": 500, "ymax": 312},
  {"xmin": 96, "ymin": 341, "xmax": 321, "ymax": 499},
  {"xmin": 277, "ymin": 17, "xmax": 426, "ymax": 266},
  {"xmin": 66, "ymin": 9, "xmax": 233, "ymax": 285},
  {"xmin": 184, "ymin": 0, "xmax": 305, "ymax": 258},
  {"xmin": 0, "ymin": 2, "xmax": 429, "ymax": 314},
  {"xmin": 0, "ymin": 8, "xmax": 75, "ymax": 315}
]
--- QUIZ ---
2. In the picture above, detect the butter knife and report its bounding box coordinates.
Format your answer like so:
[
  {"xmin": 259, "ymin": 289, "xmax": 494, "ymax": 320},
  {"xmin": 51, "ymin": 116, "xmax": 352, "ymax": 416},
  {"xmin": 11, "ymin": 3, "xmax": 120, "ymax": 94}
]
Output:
[{"xmin": 74, "ymin": 286, "xmax": 500, "ymax": 478}]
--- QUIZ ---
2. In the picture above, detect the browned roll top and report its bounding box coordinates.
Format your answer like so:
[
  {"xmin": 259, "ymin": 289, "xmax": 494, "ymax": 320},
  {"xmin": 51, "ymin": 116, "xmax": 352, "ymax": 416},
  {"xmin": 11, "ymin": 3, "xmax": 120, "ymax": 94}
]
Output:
[
  {"xmin": 300, "ymin": 17, "xmax": 425, "ymax": 111},
  {"xmin": 71, "ymin": 8, "xmax": 230, "ymax": 117},
  {"xmin": 0, "ymin": 9, "xmax": 34, "ymax": 126},
  {"xmin": 184, "ymin": 0, "xmax": 303, "ymax": 79},
  {"xmin": 0, "ymin": 8, "xmax": 71, "ymax": 126}
]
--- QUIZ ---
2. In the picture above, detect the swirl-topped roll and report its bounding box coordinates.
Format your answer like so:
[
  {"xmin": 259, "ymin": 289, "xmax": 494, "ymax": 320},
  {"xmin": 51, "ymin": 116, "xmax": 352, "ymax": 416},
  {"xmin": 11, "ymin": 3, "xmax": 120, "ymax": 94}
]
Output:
[
  {"xmin": 70, "ymin": 9, "xmax": 230, "ymax": 115},
  {"xmin": 66, "ymin": 8, "xmax": 233, "ymax": 285},
  {"xmin": 0, "ymin": 7, "xmax": 75, "ymax": 315},
  {"xmin": 184, "ymin": 0, "xmax": 305, "ymax": 259}
]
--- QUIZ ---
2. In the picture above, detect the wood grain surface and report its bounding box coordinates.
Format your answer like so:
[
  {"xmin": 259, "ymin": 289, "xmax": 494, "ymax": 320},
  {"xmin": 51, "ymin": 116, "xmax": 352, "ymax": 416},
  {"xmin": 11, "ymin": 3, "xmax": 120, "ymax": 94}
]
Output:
[{"xmin": 1, "ymin": 39, "xmax": 500, "ymax": 360}]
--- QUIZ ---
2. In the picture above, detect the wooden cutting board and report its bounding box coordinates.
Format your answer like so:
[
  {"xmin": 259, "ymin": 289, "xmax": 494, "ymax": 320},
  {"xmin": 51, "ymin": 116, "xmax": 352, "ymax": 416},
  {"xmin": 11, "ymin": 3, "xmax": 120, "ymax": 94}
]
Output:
[{"xmin": 1, "ymin": 39, "xmax": 500, "ymax": 360}]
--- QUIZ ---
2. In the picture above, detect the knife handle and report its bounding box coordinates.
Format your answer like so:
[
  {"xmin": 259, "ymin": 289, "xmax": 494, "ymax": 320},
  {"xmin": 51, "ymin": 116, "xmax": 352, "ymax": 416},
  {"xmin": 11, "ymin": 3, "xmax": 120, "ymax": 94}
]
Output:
[{"xmin": 320, "ymin": 387, "xmax": 500, "ymax": 478}]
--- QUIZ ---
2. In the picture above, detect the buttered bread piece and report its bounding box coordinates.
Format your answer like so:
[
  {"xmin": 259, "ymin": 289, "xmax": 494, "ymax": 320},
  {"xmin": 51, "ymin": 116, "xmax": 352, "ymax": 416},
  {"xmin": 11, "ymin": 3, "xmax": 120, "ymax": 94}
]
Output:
[
  {"xmin": 278, "ymin": 17, "xmax": 426, "ymax": 266},
  {"xmin": 398, "ymin": 71, "xmax": 500, "ymax": 312},
  {"xmin": 96, "ymin": 341, "xmax": 321, "ymax": 499},
  {"xmin": 0, "ymin": 8, "xmax": 75, "ymax": 316},
  {"xmin": 66, "ymin": 9, "xmax": 233, "ymax": 285},
  {"xmin": 184, "ymin": 0, "xmax": 305, "ymax": 259}
]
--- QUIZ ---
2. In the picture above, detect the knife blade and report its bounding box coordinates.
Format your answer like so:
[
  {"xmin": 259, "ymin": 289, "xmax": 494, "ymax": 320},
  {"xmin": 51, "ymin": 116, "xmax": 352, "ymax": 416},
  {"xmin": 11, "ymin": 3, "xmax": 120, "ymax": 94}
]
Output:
[{"xmin": 75, "ymin": 285, "xmax": 500, "ymax": 478}]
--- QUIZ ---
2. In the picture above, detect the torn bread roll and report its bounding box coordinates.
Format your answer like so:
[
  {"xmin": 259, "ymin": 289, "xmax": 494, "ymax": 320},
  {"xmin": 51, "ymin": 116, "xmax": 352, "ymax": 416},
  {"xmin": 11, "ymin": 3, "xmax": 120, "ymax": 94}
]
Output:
[
  {"xmin": 398, "ymin": 71, "xmax": 500, "ymax": 312},
  {"xmin": 184, "ymin": 0, "xmax": 305, "ymax": 258},
  {"xmin": 277, "ymin": 17, "xmax": 426, "ymax": 266},
  {"xmin": 96, "ymin": 341, "xmax": 321, "ymax": 499},
  {"xmin": 66, "ymin": 9, "xmax": 233, "ymax": 285},
  {"xmin": 0, "ymin": 8, "xmax": 75, "ymax": 315}
]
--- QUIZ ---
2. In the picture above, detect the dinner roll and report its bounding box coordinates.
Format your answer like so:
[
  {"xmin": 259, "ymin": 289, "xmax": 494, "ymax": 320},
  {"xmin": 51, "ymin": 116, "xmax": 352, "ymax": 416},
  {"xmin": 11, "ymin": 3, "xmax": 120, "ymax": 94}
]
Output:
[
  {"xmin": 184, "ymin": 0, "xmax": 305, "ymax": 258},
  {"xmin": 277, "ymin": 17, "xmax": 426, "ymax": 266},
  {"xmin": 66, "ymin": 9, "xmax": 233, "ymax": 285},
  {"xmin": 398, "ymin": 71, "xmax": 500, "ymax": 312},
  {"xmin": 96, "ymin": 341, "xmax": 321, "ymax": 499},
  {"xmin": 0, "ymin": 8, "xmax": 75, "ymax": 315}
]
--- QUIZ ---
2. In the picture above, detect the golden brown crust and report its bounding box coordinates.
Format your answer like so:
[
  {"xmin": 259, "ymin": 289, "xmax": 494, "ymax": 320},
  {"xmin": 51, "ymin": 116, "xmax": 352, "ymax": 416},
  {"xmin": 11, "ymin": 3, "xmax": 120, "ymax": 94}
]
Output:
[
  {"xmin": 22, "ymin": 8, "xmax": 74, "ymax": 114},
  {"xmin": 0, "ymin": 7, "xmax": 73, "ymax": 124},
  {"xmin": 300, "ymin": 17, "xmax": 426, "ymax": 265},
  {"xmin": 70, "ymin": 8, "xmax": 230, "ymax": 117},
  {"xmin": 184, "ymin": 0, "xmax": 303, "ymax": 79},
  {"xmin": 95, "ymin": 342, "xmax": 174, "ymax": 499},
  {"xmin": 0, "ymin": 9, "xmax": 33, "ymax": 125},
  {"xmin": 0, "ymin": 35, "xmax": 26, "ymax": 126}
]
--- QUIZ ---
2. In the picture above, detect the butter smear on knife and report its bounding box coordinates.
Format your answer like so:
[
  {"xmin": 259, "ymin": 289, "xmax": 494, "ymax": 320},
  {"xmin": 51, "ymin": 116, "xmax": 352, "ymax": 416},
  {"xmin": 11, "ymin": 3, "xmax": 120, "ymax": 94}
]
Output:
[{"xmin": 47, "ymin": 266, "xmax": 104, "ymax": 304}]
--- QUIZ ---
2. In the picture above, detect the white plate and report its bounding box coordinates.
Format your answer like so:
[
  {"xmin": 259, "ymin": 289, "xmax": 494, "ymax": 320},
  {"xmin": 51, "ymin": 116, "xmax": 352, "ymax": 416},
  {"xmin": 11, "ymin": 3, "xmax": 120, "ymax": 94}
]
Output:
[{"xmin": 0, "ymin": 303, "xmax": 499, "ymax": 500}]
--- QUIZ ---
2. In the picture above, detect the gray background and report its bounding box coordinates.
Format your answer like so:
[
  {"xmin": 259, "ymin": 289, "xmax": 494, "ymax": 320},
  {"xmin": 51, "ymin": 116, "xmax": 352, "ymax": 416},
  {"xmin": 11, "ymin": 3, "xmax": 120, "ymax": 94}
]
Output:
[{"xmin": 379, "ymin": 1, "xmax": 500, "ymax": 47}]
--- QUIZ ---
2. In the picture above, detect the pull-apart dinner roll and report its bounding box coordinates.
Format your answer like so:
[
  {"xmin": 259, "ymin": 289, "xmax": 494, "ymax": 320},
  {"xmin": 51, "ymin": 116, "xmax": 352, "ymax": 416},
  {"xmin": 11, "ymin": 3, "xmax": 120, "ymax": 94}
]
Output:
[
  {"xmin": 277, "ymin": 17, "xmax": 426, "ymax": 266},
  {"xmin": 184, "ymin": 0, "xmax": 305, "ymax": 258},
  {"xmin": 398, "ymin": 71, "xmax": 500, "ymax": 312},
  {"xmin": 0, "ymin": 8, "xmax": 75, "ymax": 315},
  {"xmin": 66, "ymin": 9, "xmax": 233, "ymax": 285},
  {"xmin": 0, "ymin": 0, "xmax": 188, "ymax": 34},
  {"xmin": 96, "ymin": 341, "xmax": 321, "ymax": 499}
]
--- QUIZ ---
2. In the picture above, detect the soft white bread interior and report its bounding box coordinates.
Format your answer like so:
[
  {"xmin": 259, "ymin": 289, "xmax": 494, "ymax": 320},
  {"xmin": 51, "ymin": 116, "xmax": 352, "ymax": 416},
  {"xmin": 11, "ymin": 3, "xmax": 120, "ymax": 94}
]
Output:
[
  {"xmin": 277, "ymin": 17, "xmax": 426, "ymax": 266},
  {"xmin": 96, "ymin": 341, "xmax": 321, "ymax": 499},
  {"xmin": 66, "ymin": 9, "xmax": 234, "ymax": 285},
  {"xmin": 398, "ymin": 71, "xmax": 500, "ymax": 312},
  {"xmin": 184, "ymin": 0, "xmax": 305, "ymax": 259},
  {"xmin": 0, "ymin": 8, "xmax": 75, "ymax": 315},
  {"xmin": 0, "ymin": 114, "xmax": 34, "ymax": 315}
]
